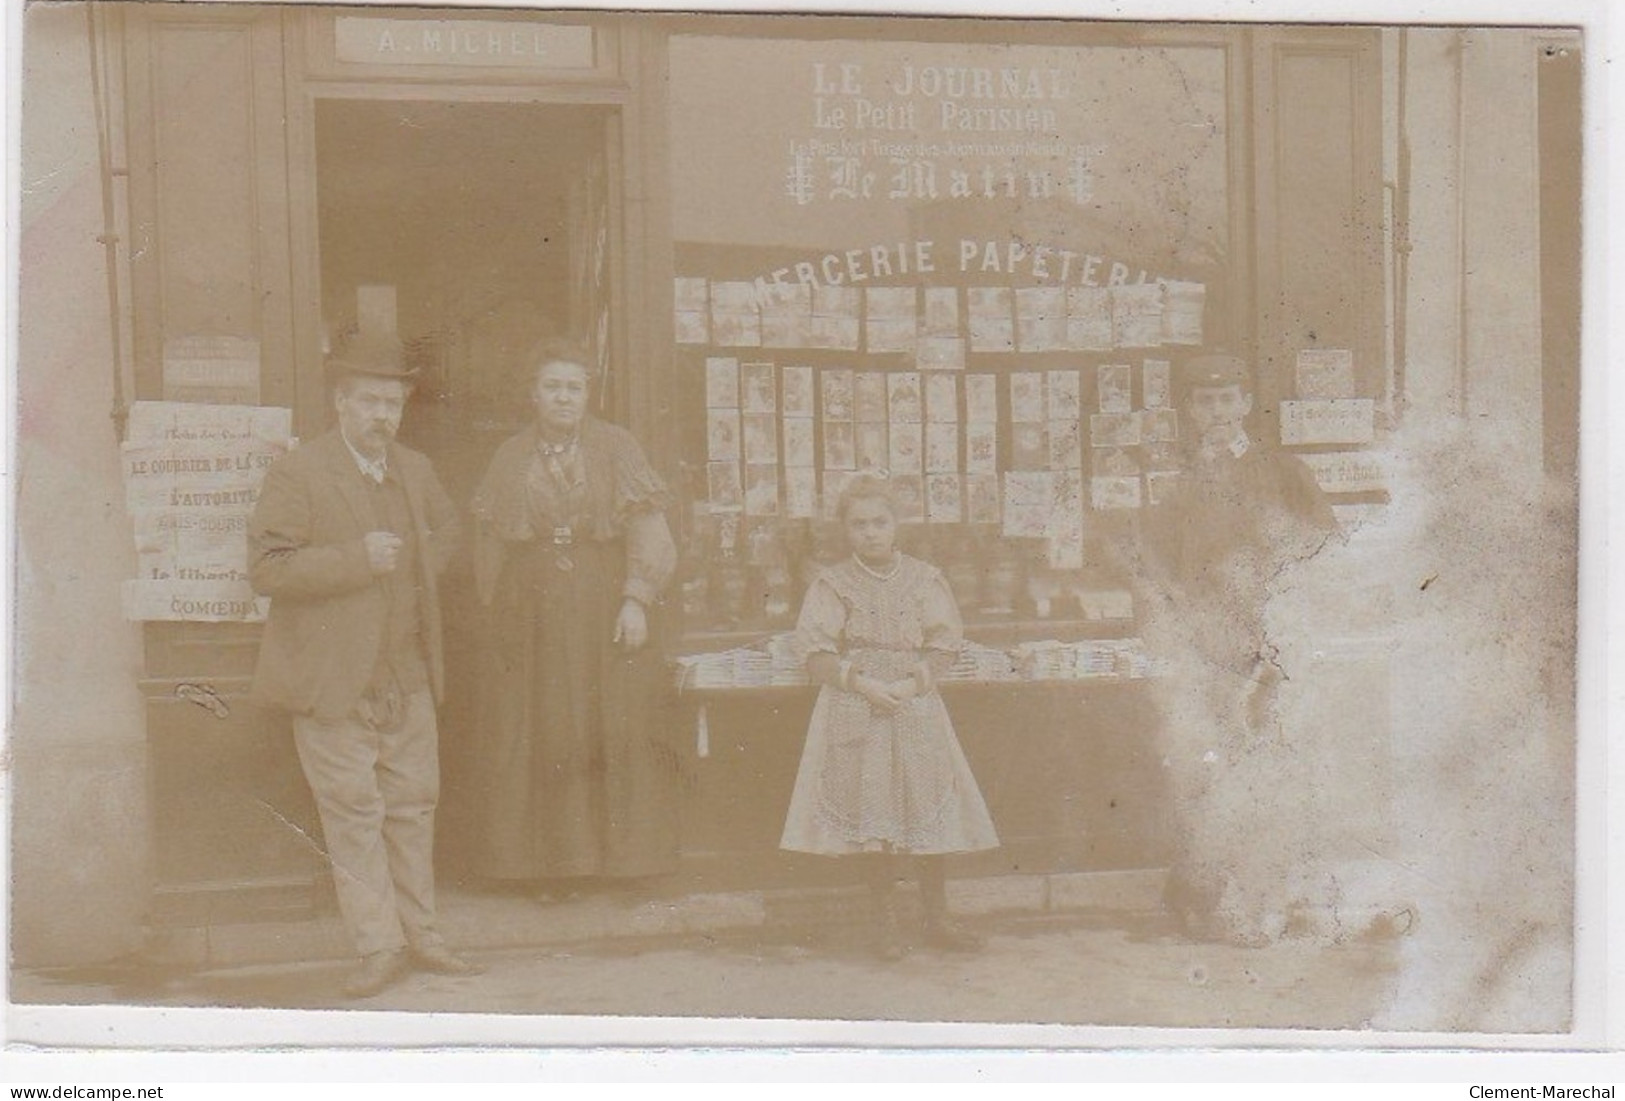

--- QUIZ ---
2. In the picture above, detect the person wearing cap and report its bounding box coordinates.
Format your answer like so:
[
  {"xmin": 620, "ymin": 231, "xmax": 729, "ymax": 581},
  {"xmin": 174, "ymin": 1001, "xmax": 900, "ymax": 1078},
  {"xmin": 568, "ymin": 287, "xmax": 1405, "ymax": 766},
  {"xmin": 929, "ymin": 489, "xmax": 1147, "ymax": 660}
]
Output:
[
  {"xmin": 1140, "ymin": 352, "xmax": 1338, "ymax": 945},
  {"xmin": 1152, "ymin": 353, "xmax": 1335, "ymax": 589},
  {"xmin": 248, "ymin": 332, "xmax": 479, "ymax": 998}
]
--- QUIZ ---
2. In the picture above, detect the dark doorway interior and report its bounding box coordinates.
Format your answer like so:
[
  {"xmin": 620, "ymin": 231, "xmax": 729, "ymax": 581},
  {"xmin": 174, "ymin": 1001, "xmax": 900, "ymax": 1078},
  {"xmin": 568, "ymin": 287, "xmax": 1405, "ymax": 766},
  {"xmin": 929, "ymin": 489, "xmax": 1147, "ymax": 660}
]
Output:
[{"xmin": 314, "ymin": 97, "xmax": 612, "ymax": 875}]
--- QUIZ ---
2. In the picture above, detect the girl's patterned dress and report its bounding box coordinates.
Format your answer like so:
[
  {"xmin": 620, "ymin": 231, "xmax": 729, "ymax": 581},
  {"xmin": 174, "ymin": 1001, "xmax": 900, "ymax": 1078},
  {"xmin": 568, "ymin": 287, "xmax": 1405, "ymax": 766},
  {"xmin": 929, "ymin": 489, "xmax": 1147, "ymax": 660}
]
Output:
[{"xmin": 781, "ymin": 554, "xmax": 999, "ymax": 855}]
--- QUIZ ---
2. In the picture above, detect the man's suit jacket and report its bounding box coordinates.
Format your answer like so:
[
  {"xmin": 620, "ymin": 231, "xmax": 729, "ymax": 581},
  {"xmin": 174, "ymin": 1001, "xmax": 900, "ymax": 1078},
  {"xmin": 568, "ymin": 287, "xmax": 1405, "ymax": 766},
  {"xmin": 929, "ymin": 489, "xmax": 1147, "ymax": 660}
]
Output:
[{"xmin": 248, "ymin": 429, "xmax": 460, "ymax": 721}]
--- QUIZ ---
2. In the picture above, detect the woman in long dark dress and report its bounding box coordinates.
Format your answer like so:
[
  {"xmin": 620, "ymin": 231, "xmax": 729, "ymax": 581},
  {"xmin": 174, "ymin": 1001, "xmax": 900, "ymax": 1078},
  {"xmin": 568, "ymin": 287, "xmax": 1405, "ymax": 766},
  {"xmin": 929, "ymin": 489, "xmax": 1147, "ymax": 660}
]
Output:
[{"xmin": 469, "ymin": 339, "xmax": 679, "ymax": 885}]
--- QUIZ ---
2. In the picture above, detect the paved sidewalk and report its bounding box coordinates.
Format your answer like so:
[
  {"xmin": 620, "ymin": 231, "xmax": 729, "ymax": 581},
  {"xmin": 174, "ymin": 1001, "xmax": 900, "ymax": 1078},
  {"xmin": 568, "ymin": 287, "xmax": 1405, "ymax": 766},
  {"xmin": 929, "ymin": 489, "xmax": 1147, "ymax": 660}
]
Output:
[
  {"xmin": 12, "ymin": 865, "xmax": 1433, "ymax": 1039},
  {"xmin": 128, "ymin": 867, "xmax": 1171, "ymax": 973},
  {"xmin": 10, "ymin": 876, "xmax": 1406, "ymax": 1033}
]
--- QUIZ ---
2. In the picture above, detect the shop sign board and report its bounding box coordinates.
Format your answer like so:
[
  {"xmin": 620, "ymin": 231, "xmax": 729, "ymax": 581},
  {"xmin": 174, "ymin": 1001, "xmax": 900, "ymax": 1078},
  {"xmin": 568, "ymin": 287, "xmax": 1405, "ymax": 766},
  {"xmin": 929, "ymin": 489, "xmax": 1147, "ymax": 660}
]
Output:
[
  {"xmin": 335, "ymin": 17, "xmax": 595, "ymax": 69},
  {"xmin": 670, "ymin": 36, "xmax": 1229, "ymax": 255},
  {"xmin": 120, "ymin": 402, "xmax": 293, "ymax": 623},
  {"xmin": 1300, "ymin": 450, "xmax": 1387, "ymax": 494}
]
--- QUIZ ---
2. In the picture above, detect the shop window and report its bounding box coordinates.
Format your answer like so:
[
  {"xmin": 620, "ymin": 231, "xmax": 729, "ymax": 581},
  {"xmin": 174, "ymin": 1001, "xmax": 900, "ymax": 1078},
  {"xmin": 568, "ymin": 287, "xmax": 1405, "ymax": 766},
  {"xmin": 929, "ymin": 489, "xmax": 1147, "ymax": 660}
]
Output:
[{"xmin": 663, "ymin": 30, "xmax": 1236, "ymax": 650}]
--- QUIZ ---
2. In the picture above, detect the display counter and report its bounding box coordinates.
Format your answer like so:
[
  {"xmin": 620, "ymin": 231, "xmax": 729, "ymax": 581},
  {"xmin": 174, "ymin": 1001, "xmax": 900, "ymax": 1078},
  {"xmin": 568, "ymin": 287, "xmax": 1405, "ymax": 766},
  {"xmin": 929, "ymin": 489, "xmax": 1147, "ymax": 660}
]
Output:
[{"xmin": 668, "ymin": 632, "xmax": 1173, "ymax": 889}]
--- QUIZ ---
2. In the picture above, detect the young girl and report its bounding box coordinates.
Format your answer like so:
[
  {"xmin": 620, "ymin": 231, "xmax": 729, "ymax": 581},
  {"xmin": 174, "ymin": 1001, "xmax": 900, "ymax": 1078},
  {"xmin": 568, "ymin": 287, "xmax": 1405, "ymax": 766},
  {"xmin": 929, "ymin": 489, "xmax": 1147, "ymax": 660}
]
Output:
[{"xmin": 781, "ymin": 473, "xmax": 1000, "ymax": 960}]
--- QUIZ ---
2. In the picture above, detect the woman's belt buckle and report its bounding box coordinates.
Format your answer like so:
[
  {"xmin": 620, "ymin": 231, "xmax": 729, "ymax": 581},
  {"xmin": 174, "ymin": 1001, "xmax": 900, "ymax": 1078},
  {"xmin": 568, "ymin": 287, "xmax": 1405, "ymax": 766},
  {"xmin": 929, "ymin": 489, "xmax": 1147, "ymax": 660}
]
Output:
[{"xmin": 551, "ymin": 525, "xmax": 575, "ymax": 572}]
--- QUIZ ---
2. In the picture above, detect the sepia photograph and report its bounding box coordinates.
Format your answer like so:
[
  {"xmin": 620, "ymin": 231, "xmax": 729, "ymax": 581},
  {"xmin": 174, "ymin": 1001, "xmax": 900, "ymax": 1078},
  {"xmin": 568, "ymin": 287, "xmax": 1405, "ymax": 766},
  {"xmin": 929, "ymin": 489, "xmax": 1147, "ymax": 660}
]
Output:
[{"xmin": 3, "ymin": 0, "xmax": 1616, "ymax": 1079}]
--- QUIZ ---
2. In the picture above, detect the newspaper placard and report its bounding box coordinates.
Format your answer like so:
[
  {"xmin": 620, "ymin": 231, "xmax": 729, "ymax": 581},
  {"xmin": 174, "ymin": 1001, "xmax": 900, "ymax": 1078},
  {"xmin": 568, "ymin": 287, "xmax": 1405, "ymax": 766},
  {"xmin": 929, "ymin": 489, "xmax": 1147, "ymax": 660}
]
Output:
[
  {"xmin": 1300, "ymin": 450, "xmax": 1388, "ymax": 494},
  {"xmin": 120, "ymin": 402, "xmax": 293, "ymax": 622},
  {"xmin": 1280, "ymin": 399, "xmax": 1376, "ymax": 446}
]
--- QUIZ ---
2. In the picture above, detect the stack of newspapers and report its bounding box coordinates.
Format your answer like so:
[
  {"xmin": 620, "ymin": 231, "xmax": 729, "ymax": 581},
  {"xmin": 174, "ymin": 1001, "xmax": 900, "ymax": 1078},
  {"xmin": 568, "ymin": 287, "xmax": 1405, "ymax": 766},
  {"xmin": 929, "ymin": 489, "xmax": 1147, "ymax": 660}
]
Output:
[
  {"xmin": 942, "ymin": 641, "xmax": 1020, "ymax": 683},
  {"xmin": 676, "ymin": 636, "xmax": 1162, "ymax": 690},
  {"xmin": 672, "ymin": 635, "xmax": 808, "ymax": 690},
  {"xmin": 1013, "ymin": 638, "xmax": 1163, "ymax": 682}
]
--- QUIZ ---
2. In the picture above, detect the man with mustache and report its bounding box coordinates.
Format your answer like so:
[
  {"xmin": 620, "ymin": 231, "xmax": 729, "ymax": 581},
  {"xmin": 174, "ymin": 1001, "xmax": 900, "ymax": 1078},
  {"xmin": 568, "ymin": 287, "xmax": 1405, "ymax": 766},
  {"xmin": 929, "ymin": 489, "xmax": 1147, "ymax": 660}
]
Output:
[{"xmin": 248, "ymin": 332, "xmax": 478, "ymax": 998}]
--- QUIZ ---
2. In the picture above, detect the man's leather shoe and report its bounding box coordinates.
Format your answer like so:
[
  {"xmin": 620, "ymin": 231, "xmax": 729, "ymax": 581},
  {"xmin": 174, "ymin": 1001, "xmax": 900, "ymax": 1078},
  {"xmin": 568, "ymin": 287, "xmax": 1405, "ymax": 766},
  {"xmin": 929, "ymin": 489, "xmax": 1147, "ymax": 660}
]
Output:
[
  {"xmin": 411, "ymin": 943, "xmax": 484, "ymax": 976},
  {"xmin": 342, "ymin": 949, "xmax": 411, "ymax": 999}
]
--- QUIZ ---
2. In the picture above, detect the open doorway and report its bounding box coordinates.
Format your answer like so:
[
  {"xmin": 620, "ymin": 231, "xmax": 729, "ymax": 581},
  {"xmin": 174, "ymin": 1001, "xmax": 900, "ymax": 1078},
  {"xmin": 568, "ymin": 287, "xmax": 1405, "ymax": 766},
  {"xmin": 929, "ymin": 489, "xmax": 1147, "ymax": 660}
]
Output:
[{"xmin": 313, "ymin": 97, "xmax": 616, "ymax": 872}]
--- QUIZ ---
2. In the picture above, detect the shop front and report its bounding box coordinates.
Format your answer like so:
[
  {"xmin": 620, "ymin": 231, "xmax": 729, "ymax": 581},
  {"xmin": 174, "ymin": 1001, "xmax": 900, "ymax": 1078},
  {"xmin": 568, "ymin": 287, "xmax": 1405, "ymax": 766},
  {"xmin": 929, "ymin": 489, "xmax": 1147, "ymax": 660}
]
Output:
[
  {"xmin": 87, "ymin": 3, "xmax": 1387, "ymax": 921},
  {"xmin": 18, "ymin": 4, "xmax": 1575, "ymax": 966}
]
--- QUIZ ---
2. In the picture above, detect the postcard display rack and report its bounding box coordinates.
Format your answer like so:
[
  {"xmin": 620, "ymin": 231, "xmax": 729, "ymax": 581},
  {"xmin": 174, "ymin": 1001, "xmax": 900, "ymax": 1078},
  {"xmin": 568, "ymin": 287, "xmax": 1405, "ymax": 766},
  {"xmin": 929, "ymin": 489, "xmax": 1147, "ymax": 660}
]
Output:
[{"xmin": 668, "ymin": 264, "xmax": 1206, "ymax": 691}]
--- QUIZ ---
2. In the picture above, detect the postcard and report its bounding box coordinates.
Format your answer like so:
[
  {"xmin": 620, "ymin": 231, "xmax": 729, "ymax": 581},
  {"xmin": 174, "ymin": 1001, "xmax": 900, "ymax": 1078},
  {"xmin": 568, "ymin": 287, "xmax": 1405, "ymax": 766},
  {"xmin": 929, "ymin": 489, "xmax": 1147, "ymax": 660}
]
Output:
[
  {"xmin": 673, "ymin": 275, "xmax": 710, "ymax": 313},
  {"xmin": 887, "ymin": 372, "xmax": 923, "ymax": 423},
  {"xmin": 1091, "ymin": 474, "xmax": 1144, "ymax": 510},
  {"xmin": 1097, "ymin": 364, "xmax": 1133, "ymax": 415},
  {"xmin": 965, "ymin": 421, "xmax": 999, "ymax": 475},
  {"xmin": 1010, "ymin": 421, "xmax": 1048, "ymax": 470},
  {"xmin": 1048, "ymin": 418, "xmax": 1082, "ymax": 470},
  {"xmin": 965, "ymin": 374, "xmax": 999, "ymax": 424},
  {"xmin": 855, "ymin": 421, "xmax": 889, "ymax": 472},
  {"xmin": 1090, "ymin": 411, "xmax": 1143, "ymax": 449},
  {"xmin": 854, "ymin": 372, "xmax": 888, "ymax": 422},
  {"xmin": 11, "ymin": 4, "xmax": 1585, "ymax": 1057},
  {"xmin": 759, "ymin": 279, "xmax": 810, "ymax": 311},
  {"xmin": 762, "ymin": 284, "xmax": 813, "ymax": 348},
  {"xmin": 781, "ymin": 416, "xmax": 815, "ymax": 468},
  {"xmin": 926, "ymin": 473, "xmax": 963, "ymax": 524},
  {"xmin": 819, "ymin": 469, "xmax": 851, "ymax": 521},
  {"xmin": 1016, "ymin": 286, "xmax": 1067, "ymax": 352},
  {"xmin": 741, "ymin": 361, "xmax": 777, "ymax": 413},
  {"xmin": 1066, "ymin": 286, "xmax": 1114, "ymax": 350},
  {"xmin": 742, "ymin": 413, "xmax": 778, "ymax": 465},
  {"xmin": 968, "ymin": 314, "xmax": 1015, "ymax": 353},
  {"xmin": 866, "ymin": 286, "xmax": 918, "ymax": 321},
  {"xmin": 711, "ymin": 281, "xmax": 758, "ymax": 313},
  {"xmin": 866, "ymin": 317, "xmax": 917, "ymax": 354},
  {"xmin": 822, "ymin": 420, "xmax": 856, "ymax": 470},
  {"xmin": 967, "ymin": 285, "xmax": 1012, "ymax": 319},
  {"xmin": 706, "ymin": 408, "xmax": 740, "ymax": 462},
  {"xmin": 888, "ymin": 418, "xmax": 924, "ymax": 473},
  {"xmin": 781, "ymin": 365, "xmax": 816, "ymax": 416},
  {"xmin": 760, "ymin": 313, "xmax": 804, "ymax": 349},
  {"xmin": 812, "ymin": 284, "xmax": 862, "ymax": 320},
  {"xmin": 820, "ymin": 368, "xmax": 853, "ymax": 421},
  {"xmin": 1296, "ymin": 348, "xmax": 1358, "ymax": 399},
  {"xmin": 1141, "ymin": 407, "xmax": 1180, "ymax": 443},
  {"xmin": 784, "ymin": 466, "xmax": 817, "ymax": 519},
  {"xmin": 1093, "ymin": 446, "xmax": 1141, "ymax": 479},
  {"xmin": 1047, "ymin": 473, "xmax": 1087, "ymax": 569},
  {"xmin": 1010, "ymin": 372, "xmax": 1045, "ymax": 422},
  {"xmin": 674, "ymin": 309, "xmax": 710, "ymax": 345},
  {"xmin": 892, "ymin": 474, "xmax": 926, "ymax": 524},
  {"xmin": 1110, "ymin": 283, "xmax": 1165, "ymax": 348},
  {"xmin": 706, "ymin": 460, "xmax": 742, "ymax": 510},
  {"xmin": 926, "ymin": 421, "xmax": 961, "ymax": 473},
  {"xmin": 705, "ymin": 356, "xmax": 740, "ymax": 409},
  {"xmin": 1161, "ymin": 279, "xmax": 1206, "ymax": 345},
  {"xmin": 711, "ymin": 309, "xmax": 762, "ymax": 348},
  {"xmin": 965, "ymin": 473, "xmax": 1002, "ymax": 525},
  {"xmin": 967, "ymin": 287, "xmax": 1014, "ymax": 352},
  {"xmin": 808, "ymin": 314, "xmax": 860, "ymax": 350},
  {"xmin": 1142, "ymin": 357, "xmax": 1172, "ymax": 408},
  {"xmin": 1046, "ymin": 526, "xmax": 1086, "ymax": 571},
  {"xmin": 1046, "ymin": 370, "xmax": 1081, "ymax": 423},
  {"xmin": 744, "ymin": 463, "xmax": 780, "ymax": 516},
  {"xmin": 920, "ymin": 286, "xmax": 961, "ymax": 336},
  {"xmin": 1002, "ymin": 471, "xmax": 1055, "ymax": 538}
]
